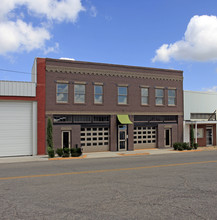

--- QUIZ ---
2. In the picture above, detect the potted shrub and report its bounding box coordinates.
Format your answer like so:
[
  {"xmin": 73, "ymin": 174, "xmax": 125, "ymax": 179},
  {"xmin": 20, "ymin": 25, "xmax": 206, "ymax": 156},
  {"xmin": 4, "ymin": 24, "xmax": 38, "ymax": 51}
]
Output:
[
  {"xmin": 193, "ymin": 143, "xmax": 198, "ymax": 149},
  {"xmin": 173, "ymin": 142, "xmax": 181, "ymax": 150},
  {"xmin": 63, "ymin": 148, "xmax": 70, "ymax": 157},
  {"xmin": 70, "ymin": 148, "xmax": 82, "ymax": 157},
  {"xmin": 47, "ymin": 147, "xmax": 55, "ymax": 158},
  {"xmin": 56, "ymin": 148, "xmax": 63, "ymax": 157}
]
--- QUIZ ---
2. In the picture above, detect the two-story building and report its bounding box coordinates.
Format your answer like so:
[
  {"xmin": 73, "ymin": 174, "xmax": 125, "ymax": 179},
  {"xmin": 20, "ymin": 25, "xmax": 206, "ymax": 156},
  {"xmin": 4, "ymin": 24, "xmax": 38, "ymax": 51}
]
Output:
[{"xmin": 34, "ymin": 58, "xmax": 183, "ymax": 153}]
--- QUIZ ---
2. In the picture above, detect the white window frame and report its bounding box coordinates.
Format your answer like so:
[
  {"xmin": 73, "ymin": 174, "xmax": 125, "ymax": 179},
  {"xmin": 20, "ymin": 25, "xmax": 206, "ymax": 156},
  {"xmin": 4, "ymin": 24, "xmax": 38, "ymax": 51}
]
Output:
[
  {"xmin": 118, "ymin": 86, "xmax": 128, "ymax": 105},
  {"xmin": 168, "ymin": 89, "xmax": 176, "ymax": 106},
  {"xmin": 94, "ymin": 85, "xmax": 103, "ymax": 104},
  {"xmin": 155, "ymin": 88, "xmax": 164, "ymax": 105},
  {"xmin": 74, "ymin": 84, "xmax": 85, "ymax": 104},
  {"xmin": 56, "ymin": 83, "xmax": 68, "ymax": 103},
  {"xmin": 141, "ymin": 87, "xmax": 149, "ymax": 105}
]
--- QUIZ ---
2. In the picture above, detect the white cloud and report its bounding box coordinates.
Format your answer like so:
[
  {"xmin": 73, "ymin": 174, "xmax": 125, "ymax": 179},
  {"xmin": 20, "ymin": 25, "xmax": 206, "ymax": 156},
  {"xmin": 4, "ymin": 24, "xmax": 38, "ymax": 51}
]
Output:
[
  {"xmin": 60, "ymin": 57, "xmax": 75, "ymax": 61},
  {"xmin": 0, "ymin": 20, "xmax": 50, "ymax": 54},
  {"xmin": 203, "ymin": 86, "xmax": 217, "ymax": 92},
  {"xmin": 44, "ymin": 43, "xmax": 59, "ymax": 55},
  {"xmin": 152, "ymin": 15, "xmax": 217, "ymax": 63},
  {"xmin": 90, "ymin": 6, "xmax": 97, "ymax": 17},
  {"xmin": 0, "ymin": 0, "xmax": 85, "ymax": 55},
  {"xmin": 0, "ymin": 0, "xmax": 85, "ymax": 22}
]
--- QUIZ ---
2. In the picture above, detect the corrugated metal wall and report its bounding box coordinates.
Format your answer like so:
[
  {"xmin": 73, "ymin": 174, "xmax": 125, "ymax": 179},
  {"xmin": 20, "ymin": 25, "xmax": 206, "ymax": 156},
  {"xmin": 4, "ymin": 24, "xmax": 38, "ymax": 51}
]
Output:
[{"xmin": 0, "ymin": 81, "xmax": 36, "ymax": 97}]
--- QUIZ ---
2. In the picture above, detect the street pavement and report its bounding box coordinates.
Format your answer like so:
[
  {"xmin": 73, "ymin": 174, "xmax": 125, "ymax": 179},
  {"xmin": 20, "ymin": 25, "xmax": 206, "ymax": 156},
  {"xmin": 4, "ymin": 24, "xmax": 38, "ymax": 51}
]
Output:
[
  {"xmin": 0, "ymin": 150, "xmax": 217, "ymax": 219},
  {"xmin": 0, "ymin": 146, "xmax": 217, "ymax": 163}
]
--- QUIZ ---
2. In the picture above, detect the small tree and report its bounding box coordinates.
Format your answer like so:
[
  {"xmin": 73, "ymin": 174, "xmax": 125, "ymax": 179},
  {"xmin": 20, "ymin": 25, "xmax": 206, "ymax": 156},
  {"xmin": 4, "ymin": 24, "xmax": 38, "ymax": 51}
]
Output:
[
  {"xmin": 190, "ymin": 124, "xmax": 194, "ymax": 147},
  {"xmin": 47, "ymin": 117, "xmax": 53, "ymax": 149}
]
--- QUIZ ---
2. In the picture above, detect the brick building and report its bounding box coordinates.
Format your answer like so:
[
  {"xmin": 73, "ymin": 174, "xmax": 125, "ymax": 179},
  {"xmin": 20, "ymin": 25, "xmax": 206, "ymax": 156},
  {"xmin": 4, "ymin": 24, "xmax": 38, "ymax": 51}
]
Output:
[{"xmin": 34, "ymin": 58, "xmax": 183, "ymax": 153}]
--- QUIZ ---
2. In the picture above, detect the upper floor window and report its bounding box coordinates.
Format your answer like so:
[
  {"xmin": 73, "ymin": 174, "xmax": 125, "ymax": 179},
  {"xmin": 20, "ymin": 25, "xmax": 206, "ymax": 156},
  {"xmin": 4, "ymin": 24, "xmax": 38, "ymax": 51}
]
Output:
[
  {"xmin": 56, "ymin": 84, "xmax": 68, "ymax": 103},
  {"xmin": 94, "ymin": 85, "xmax": 103, "ymax": 104},
  {"xmin": 74, "ymin": 84, "xmax": 85, "ymax": 104},
  {"xmin": 155, "ymin": 88, "xmax": 164, "ymax": 105},
  {"xmin": 141, "ymin": 88, "xmax": 148, "ymax": 105},
  {"xmin": 118, "ymin": 86, "xmax": 127, "ymax": 104},
  {"xmin": 168, "ymin": 89, "xmax": 176, "ymax": 105}
]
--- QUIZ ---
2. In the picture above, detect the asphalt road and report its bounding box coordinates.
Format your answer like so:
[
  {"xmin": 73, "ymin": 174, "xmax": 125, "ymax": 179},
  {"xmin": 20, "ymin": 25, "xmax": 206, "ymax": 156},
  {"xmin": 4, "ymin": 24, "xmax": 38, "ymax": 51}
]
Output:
[{"xmin": 1, "ymin": 151, "xmax": 217, "ymax": 220}]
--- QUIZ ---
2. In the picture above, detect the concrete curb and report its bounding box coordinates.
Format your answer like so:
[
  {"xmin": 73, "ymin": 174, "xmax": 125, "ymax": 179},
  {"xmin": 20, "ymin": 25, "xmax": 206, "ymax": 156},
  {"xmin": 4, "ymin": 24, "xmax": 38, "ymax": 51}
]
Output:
[{"xmin": 0, "ymin": 147, "xmax": 217, "ymax": 163}]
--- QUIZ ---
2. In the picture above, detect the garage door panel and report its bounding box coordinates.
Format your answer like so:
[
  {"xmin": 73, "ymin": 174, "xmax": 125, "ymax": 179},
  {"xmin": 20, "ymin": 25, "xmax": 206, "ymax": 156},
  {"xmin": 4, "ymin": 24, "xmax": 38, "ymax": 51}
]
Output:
[
  {"xmin": 134, "ymin": 126, "xmax": 157, "ymax": 149},
  {"xmin": 0, "ymin": 101, "xmax": 33, "ymax": 157}
]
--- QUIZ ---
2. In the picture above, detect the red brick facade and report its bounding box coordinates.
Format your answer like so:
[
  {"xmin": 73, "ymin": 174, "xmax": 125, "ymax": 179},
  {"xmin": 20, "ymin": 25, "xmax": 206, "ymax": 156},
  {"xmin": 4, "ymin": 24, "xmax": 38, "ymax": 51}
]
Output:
[{"xmin": 43, "ymin": 58, "xmax": 184, "ymax": 152}]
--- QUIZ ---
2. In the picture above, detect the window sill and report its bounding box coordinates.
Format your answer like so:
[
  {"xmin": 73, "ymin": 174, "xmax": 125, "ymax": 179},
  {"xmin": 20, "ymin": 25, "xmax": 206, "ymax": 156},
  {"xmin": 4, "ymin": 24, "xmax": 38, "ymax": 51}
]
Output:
[
  {"xmin": 168, "ymin": 105, "xmax": 176, "ymax": 107},
  {"xmin": 56, "ymin": 102, "xmax": 69, "ymax": 105},
  {"xmin": 155, "ymin": 104, "xmax": 165, "ymax": 107},
  {"xmin": 141, "ymin": 104, "xmax": 150, "ymax": 107},
  {"xmin": 94, "ymin": 103, "xmax": 104, "ymax": 105}
]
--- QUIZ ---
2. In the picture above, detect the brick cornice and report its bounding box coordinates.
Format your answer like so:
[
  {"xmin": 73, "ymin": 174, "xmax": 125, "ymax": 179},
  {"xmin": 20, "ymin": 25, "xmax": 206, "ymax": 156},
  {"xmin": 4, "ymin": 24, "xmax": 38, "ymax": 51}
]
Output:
[
  {"xmin": 46, "ymin": 111, "xmax": 183, "ymax": 116},
  {"xmin": 46, "ymin": 65, "xmax": 183, "ymax": 82}
]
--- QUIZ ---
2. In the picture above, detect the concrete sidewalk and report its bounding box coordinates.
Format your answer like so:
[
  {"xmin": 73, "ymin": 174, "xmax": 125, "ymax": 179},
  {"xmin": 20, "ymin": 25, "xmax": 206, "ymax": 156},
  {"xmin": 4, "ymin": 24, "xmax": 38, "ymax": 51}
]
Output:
[{"xmin": 0, "ymin": 147, "xmax": 217, "ymax": 163}]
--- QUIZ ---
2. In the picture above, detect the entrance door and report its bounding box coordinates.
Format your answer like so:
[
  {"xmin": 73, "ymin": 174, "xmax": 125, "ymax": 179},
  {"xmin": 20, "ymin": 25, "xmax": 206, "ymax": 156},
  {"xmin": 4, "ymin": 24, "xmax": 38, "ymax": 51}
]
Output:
[
  {"xmin": 206, "ymin": 128, "xmax": 213, "ymax": 146},
  {"xmin": 165, "ymin": 128, "xmax": 172, "ymax": 147},
  {"xmin": 62, "ymin": 131, "xmax": 70, "ymax": 148},
  {"xmin": 118, "ymin": 125, "xmax": 127, "ymax": 151}
]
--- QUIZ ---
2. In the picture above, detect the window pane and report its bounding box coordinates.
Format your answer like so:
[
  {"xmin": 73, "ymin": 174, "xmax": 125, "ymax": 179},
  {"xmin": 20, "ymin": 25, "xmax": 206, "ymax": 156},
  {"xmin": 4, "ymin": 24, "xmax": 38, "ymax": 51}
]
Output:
[
  {"xmin": 57, "ymin": 93, "xmax": 68, "ymax": 102},
  {"xmin": 118, "ymin": 96, "xmax": 127, "ymax": 104},
  {"xmin": 168, "ymin": 89, "xmax": 175, "ymax": 97},
  {"xmin": 75, "ymin": 84, "xmax": 85, "ymax": 94},
  {"xmin": 141, "ymin": 88, "xmax": 148, "ymax": 96},
  {"xmin": 156, "ymin": 89, "xmax": 163, "ymax": 97},
  {"xmin": 141, "ymin": 97, "xmax": 148, "ymax": 105},
  {"xmin": 75, "ymin": 94, "xmax": 85, "ymax": 103},
  {"xmin": 95, "ymin": 85, "xmax": 102, "ymax": 94},
  {"xmin": 118, "ymin": 87, "xmax": 127, "ymax": 95},
  {"xmin": 57, "ymin": 84, "xmax": 68, "ymax": 93},
  {"xmin": 57, "ymin": 84, "xmax": 68, "ymax": 103},
  {"xmin": 156, "ymin": 97, "xmax": 163, "ymax": 105},
  {"xmin": 94, "ymin": 95, "xmax": 102, "ymax": 104},
  {"xmin": 168, "ymin": 98, "xmax": 175, "ymax": 105}
]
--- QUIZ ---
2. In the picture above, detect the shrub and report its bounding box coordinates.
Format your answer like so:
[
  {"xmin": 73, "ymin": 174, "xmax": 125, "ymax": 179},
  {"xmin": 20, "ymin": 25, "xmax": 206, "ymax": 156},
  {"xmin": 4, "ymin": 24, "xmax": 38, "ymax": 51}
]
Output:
[
  {"xmin": 173, "ymin": 142, "xmax": 182, "ymax": 150},
  {"xmin": 63, "ymin": 148, "xmax": 70, "ymax": 157},
  {"xmin": 177, "ymin": 146, "xmax": 184, "ymax": 151},
  {"xmin": 56, "ymin": 148, "xmax": 63, "ymax": 157},
  {"xmin": 70, "ymin": 148, "xmax": 76, "ymax": 155},
  {"xmin": 47, "ymin": 118, "xmax": 53, "ymax": 149},
  {"xmin": 193, "ymin": 143, "xmax": 198, "ymax": 149},
  {"xmin": 70, "ymin": 148, "xmax": 82, "ymax": 157},
  {"xmin": 173, "ymin": 142, "xmax": 194, "ymax": 151},
  {"xmin": 182, "ymin": 142, "xmax": 191, "ymax": 150},
  {"xmin": 190, "ymin": 124, "xmax": 194, "ymax": 147},
  {"xmin": 47, "ymin": 147, "xmax": 55, "ymax": 158}
]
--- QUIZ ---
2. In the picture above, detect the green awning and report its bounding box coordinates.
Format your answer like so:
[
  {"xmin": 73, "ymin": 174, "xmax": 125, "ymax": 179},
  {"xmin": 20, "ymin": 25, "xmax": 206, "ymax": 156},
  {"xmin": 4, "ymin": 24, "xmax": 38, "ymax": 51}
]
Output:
[{"xmin": 117, "ymin": 115, "xmax": 132, "ymax": 124}]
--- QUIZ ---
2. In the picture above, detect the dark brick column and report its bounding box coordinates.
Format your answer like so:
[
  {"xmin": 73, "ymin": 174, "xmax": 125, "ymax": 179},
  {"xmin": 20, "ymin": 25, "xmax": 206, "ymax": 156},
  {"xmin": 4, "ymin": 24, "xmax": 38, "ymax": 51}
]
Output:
[
  {"xmin": 128, "ymin": 115, "xmax": 134, "ymax": 151},
  {"xmin": 110, "ymin": 115, "xmax": 117, "ymax": 151},
  {"xmin": 157, "ymin": 124, "xmax": 164, "ymax": 148},
  {"xmin": 178, "ymin": 115, "xmax": 183, "ymax": 143}
]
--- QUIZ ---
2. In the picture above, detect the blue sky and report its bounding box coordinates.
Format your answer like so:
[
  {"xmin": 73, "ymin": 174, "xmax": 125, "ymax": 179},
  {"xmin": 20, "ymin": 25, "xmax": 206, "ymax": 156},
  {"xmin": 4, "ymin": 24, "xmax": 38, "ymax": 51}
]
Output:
[{"xmin": 1, "ymin": 0, "xmax": 217, "ymax": 91}]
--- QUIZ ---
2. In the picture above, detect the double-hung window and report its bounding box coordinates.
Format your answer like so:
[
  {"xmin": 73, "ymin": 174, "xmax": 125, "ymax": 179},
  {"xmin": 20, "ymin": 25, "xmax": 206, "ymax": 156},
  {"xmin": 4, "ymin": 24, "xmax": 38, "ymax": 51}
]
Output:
[
  {"xmin": 94, "ymin": 85, "xmax": 103, "ymax": 104},
  {"xmin": 74, "ymin": 84, "xmax": 85, "ymax": 104},
  {"xmin": 141, "ymin": 87, "xmax": 149, "ymax": 105},
  {"xmin": 118, "ymin": 86, "xmax": 128, "ymax": 104},
  {"xmin": 168, "ymin": 89, "xmax": 176, "ymax": 105},
  {"xmin": 155, "ymin": 88, "xmax": 164, "ymax": 105},
  {"xmin": 56, "ymin": 84, "xmax": 68, "ymax": 103}
]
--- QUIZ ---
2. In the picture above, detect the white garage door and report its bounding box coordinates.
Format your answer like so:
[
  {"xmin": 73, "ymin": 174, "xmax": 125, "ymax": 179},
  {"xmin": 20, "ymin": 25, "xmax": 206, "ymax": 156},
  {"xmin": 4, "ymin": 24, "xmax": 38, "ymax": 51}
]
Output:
[{"xmin": 0, "ymin": 101, "xmax": 33, "ymax": 157}]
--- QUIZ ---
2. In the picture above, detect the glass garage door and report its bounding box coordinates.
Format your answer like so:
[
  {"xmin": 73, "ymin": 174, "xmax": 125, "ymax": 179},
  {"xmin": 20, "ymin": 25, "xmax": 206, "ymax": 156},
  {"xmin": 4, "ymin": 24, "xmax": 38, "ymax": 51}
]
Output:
[
  {"xmin": 80, "ymin": 127, "xmax": 109, "ymax": 152},
  {"xmin": 134, "ymin": 126, "xmax": 157, "ymax": 149}
]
